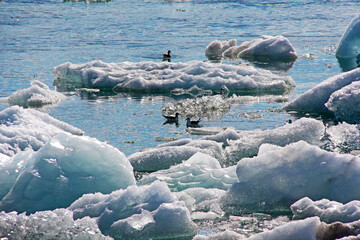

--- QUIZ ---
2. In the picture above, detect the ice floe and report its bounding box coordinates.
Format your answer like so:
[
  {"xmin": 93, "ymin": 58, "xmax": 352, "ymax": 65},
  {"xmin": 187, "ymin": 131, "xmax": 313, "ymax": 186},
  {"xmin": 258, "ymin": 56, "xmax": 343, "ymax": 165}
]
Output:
[
  {"xmin": 68, "ymin": 181, "xmax": 197, "ymax": 239},
  {"xmin": 4, "ymin": 80, "xmax": 66, "ymax": 108},
  {"xmin": 53, "ymin": 60, "xmax": 295, "ymax": 93},
  {"xmin": 0, "ymin": 208, "xmax": 112, "ymax": 239},
  {"xmin": 0, "ymin": 106, "xmax": 83, "ymax": 157},
  {"xmin": 0, "ymin": 133, "xmax": 136, "ymax": 214},
  {"xmin": 291, "ymin": 197, "xmax": 360, "ymax": 224},
  {"xmin": 284, "ymin": 68, "xmax": 360, "ymax": 114},
  {"xmin": 223, "ymin": 141, "xmax": 360, "ymax": 214},
  {"xmin": 324, "ymin": 122, "xmax": 360, "ymax": 153},
  {"xmin": 205, "ymin": 35, "xmax": 297, "ymax": 62},
  {"xmin": 139, "ymin": 152, "xmax": 237, "ymax": 191}
]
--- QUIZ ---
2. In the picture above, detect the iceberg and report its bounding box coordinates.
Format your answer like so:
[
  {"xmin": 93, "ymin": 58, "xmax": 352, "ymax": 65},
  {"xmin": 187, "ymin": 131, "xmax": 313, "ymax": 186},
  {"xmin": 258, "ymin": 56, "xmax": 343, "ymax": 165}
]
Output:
[
  {"xmin": 0, "ymin": 133, "xmax": 136, "ymax": 214},
  {"xmin": 205, "ymin": 39, "xmax": 237, "ymax": 60},
  {"xmin": 291, "ymin": 197, "xmax": 360, "ymax": 223},
  {"xmin": 0, "ymin": 106, "xmax": 83, "ymax": 157},
  {"xmin": 284, "ymin": 68, "xmax": 360, "ymax": 113},
  {"xmin": 223, "ymin": 141, "xmax": 360, "ymax": 214},
  {"xmin": 6, "ymin": 80, "xmax": 66, "ymax": 108},
  {"xmin": 53, "ymin": 60, "xmax": 295, "ymax": 93},
  {"xmin": 0, "ymin": 208, "xmax": 112, "ymax": 240},
  {"xmin": 139, "ymin": 152, "xmax": 237, "ymax": 191},
  {"xmin": 224, "ymin": 118, "xmax": 324, "ymax": 164},
  {"xmin": 68, "ymin": 181, "xmax": 197, "ymax": 239}
]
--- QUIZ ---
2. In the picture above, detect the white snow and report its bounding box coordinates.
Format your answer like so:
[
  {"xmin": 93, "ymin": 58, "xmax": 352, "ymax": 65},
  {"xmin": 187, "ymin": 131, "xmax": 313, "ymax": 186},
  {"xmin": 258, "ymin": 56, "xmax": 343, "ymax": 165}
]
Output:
[
  {"xmin": 284, "ymin": 68, "xmax": 360, "ymax": 113},
  {"xmin": 68, "ymin": 181, "xmax": 197, "ymax": 239},
  {"xmin": 6, "ymin": 80, "xmax": 66, "ymax": 108},
  {"xmin": 223, "ymin": 141, "xmax": 360, "ymax": 214},
  {"xmin": 291, "ymin": 197, "xmax": 360, "ymax": 223},
  {"xmin": 0, "ymin": 106, "xmax": 83, "ymax": 157},
  {"xmin": 0, "ymin": 133, "xmax": 136, "ymax": 214},
  {"xmin": 53, "ymin": 60, "xmax": 295, "ymax": 93},
  {"xmin": 336, "ymin": 15, "xmax": 360, "ymax": 59}
]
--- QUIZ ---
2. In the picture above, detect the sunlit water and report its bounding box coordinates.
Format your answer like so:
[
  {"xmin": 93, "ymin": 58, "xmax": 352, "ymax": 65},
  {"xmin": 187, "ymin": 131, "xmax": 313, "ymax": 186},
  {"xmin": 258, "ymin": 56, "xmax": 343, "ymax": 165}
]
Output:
[{"xmin": 1, "ymin": 0, "xmax": 360, "ymax": 237}]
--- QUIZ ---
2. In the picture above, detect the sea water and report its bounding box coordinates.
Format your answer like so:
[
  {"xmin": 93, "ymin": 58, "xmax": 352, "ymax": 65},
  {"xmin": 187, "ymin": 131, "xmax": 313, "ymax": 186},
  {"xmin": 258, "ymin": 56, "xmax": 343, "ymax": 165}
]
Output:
[{"xmin": 1, "ymin": 0, "xmax": 360, "ymax": 238}]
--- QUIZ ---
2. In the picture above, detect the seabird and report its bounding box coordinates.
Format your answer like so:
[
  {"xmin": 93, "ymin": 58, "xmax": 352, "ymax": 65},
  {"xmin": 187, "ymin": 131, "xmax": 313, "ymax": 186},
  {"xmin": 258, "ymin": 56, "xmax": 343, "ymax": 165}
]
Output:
[
  {"xmin": 212, "ymin": 88, "xmax": 224, "ymax": 95},
  {"xmin": 186, "ymin": 117, "xmax": 201, "ymax": 128},
  {"xmin": 163, "ymin": 113, "xmax": 179, "ymax": 122},
  {"xmin": 163, "ymin": 50, "xmax": 171, "ymax": 59}
]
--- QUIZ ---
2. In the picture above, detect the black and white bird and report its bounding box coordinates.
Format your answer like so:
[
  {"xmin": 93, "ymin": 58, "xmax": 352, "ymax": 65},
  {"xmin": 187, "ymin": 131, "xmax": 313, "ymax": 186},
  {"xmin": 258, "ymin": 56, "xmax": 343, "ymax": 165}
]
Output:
[
  {"xmin": 163, "ymin": 113, "xmax": 179, "ymax": 122},
  {"xmin": 163, "ymin": 50, "xmax": 171, "ymax": 59},
  {"xmin": 212, "ymin": 87, "xmax": 224, "ymax": 95},
  {"xmin": 186, "ymin": 117, "xmax": 201, "ymax": 128}
]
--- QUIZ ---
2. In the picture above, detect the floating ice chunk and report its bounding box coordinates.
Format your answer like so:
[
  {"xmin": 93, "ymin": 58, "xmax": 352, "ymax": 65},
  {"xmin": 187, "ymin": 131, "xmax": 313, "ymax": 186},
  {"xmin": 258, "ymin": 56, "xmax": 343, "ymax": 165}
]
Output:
[
  {"xmin": 0, "ymin": 106, "xmax": 83, "ymax": 157},
  {"xmin": 284, "ymin": 68, "xmax": 360, "ymax": 113},
  {"xmin": 0, "ymin": 208, "xmax": 112, "ymax": 240},
  {"xmin": 7, "ymin": 80, "xmax": 66, "ymax": 108},
  {"xmin": 0, "ymin": 133, "xmax": 135, "ymax": 214},
  {"xmin": 68, "ymin": 181, "xmax": 197, "ymax": 239},
  {"xmin": 53, "ymin": 60, "xmax": 295, "ymax": 94},
  {"xmin": 188, "ymin": 126, "xmax": 236, "ymax": 138},
  {"xmin": 205, "ymin": 39, "xmax": 237, "ymax": 60},
  {"xmin": 139, "ymin": 152, "xmax": 237, "ymax": 191},
  {"xmin": 223, "ymin": 141, "xmax": 360, "ymax": 214},
  {"xmin": 325, "ymin": 122, "xmax": 360, "ymax": 153},
  {"xmin": 291, "ymin": 197, "xmax": 360, "ymax": 223},
  {"xmin": 193, "ymin": 230, "xmax": 245, "ymax": 240},
  {"xmin": 224, "ymin": 118, "xmax": 324, "ymax": 164},
  {"xmin": 325, "ymin": 81, "xmax": 360, "ymax": 123},
  {"xmin": 336, "ymin": 15, "xmax": 360, "ymax": 59},
  {"xmin": 129, "ymin": 139, "xmax": 224, "ymax": 172}
]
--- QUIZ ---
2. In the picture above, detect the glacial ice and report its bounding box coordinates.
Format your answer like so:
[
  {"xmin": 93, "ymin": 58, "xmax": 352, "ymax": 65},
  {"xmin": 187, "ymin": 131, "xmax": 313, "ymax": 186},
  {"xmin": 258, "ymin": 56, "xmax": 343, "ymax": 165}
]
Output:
[
  {"xmin": 129, "ymin": 139, "xmax": 224, "ymax": 172},
  {"xmin": 284, "ymin": 68, "xmax": 360, "ymax": 113},
  {"xmin": 223, "ymin": 141, "xmax": 360, "ymax": 214},
  {"xmin": 0, "ymin": 133, "xmax": 136, "ymax": 214},
  {"xmin": 6, "ymin": 80, "xmax": 66, "ymax": 108},
  {"xmin": 139, "ymin": 152, "xmax": 237, "ymax": 191},
  {"xmin": 53, "ymin": 60, "xmax": 295, "ymax": 93},
  {"xmin": 205, "ymin": 35, "xmax": 297, "ymax": 62},
  {"xmin": 325, "ymin": 122, "xmax": 360, "ymax": 153},
  {"xmin": 291, "ymin": 197, "xmax": 360, "ymax": 223},
  {"xmin": 224, "ymin": 118, "xmax": 324, "ymax": 164},
  {"xmin": 0, "ymin": 106, "xmax": 83, "ymax": 157},
  {"xmin": 336, "ymin": 15, "xmax": 360, "ymax": 59},
  {"xmin": 68, "ymin": 181, "xmax": 198, "ymax": 239},
  {"xmin": 0, "ymin": 209, "xmax": 112, "ymax": 240}
]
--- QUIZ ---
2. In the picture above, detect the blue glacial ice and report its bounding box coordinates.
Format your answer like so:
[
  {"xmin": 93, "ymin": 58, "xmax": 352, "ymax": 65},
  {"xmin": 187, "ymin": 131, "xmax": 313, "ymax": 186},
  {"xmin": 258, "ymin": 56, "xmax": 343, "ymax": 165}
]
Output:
[
  {"xmin": 53, "ymin": 60, "xmax": 295, "ymax": 93},
  {"xmin": 2, "ymin": 80, "xmax": 66, "ymax": 108},
  {"xmin": 68, "ymin": 181, "xmax": 197, "ymax": 239},
  {"xmin": 0, "ymin": 133, "xmax": 135, "ymax": 214},
  {"xmin": 0, "ymin": 106, "xmax": 83, "ymax": 157}
]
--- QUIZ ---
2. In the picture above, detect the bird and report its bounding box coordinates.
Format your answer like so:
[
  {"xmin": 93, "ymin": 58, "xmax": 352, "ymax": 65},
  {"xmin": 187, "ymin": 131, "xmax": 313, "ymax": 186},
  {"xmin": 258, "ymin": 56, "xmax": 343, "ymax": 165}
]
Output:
[
  {"xmin": 186, "ymin": 117, "xmax": 201, "ymax": 128},
  {"xmin": 163, "ymin": 113, "xmax": 179, "ymax": 122},
  {"xmin": 163, "ymin": 50, "xmax": 171, "ymax": 59},
  {"xmin": 212, "ymin": 88, "xmax": 224, "ymax": 95}
]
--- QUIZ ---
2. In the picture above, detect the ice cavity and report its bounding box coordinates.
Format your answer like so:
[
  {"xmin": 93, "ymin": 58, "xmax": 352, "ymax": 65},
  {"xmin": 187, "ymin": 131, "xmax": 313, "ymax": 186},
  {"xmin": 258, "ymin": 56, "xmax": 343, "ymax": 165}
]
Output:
[
  {"xmin": 205, "ymin": 35, "xmax": 297, "ymax": 62},
  {"xmin": 0, "ymin": 106, "xmax": 83, "ymax": 157},
  {"xmin": 336, "ymin": 15, "xmax": 360, "ymax": 60},
  {"xmin": 139, "ymin": 152, "xmax": 237, "ymax": 191},
  {"xmin": 53, "ymin": 60, "xmax": 295, "ymax": 93},
  {"xmin": 291, "ymin": 197, "xmax": 360, "ymax": 224},
  {"xmin": 5, "ymin": 80, "xmax": 66, "ymax": 108},
  {"xmin": 0, "ymin": 209, "xmax": 111, "ymax": 240},
  {"xmin": 128, "ymin": 139, "xmax": 224, "ymax": 172},
  {"xmin": 68, "ymin": 181, "xmax": 197, "ymax": 239},
  {"xmin": 225, "ymin": 118, "xmax": 324, "ymax": 164},
  {"xmin": 223, "ymin": 141, "xmax": 360, "ymax": 214},
  {"xmin": 284, "ymin": 68, "xmax": 360, "ymax": 114},
  {"xmin": 0, "ymin": 133, "xmax": 136, "ymax": 214}
]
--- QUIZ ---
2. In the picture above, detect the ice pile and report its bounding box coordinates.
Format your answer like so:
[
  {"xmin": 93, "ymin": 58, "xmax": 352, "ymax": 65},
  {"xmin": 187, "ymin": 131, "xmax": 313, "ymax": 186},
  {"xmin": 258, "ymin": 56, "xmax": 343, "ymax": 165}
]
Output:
[
  {"xmin": 284, "ymin": 68, "xmax": 360, "ymax": 118},
  {"xmin": 223, "ymin": 141, "xmax": 360, "ymax": 214},
  {"xmin": 291, "ymin": 197, "xmax": 360, "ymax": 223},
  {"xmin": 68, "ymin": 181, "xmax": 198, "ymax": 239},
  {"xmin": 205, "ymin": 35, "xmax": 297, "ymax": 62},
  {"xmin": 325, "ymin": 122, "xmax": 360, "ymax": 153},
  {"xmin": 0, "ymin": 209, "xmax": 112, "ymax": 239},
  {"xmin": 0, "ymin": 106, "xmax": 83, "ymax": 157},
  {"xmin": 4, "ymin": 80, "xmax": 66, "ymax": 108},
  {"xmin": 53, "ymin": 60, "xmax": 295, "ymax": 93},
  {"xmin": 0, "ymin": 133, "xmax": 136, "ymax": 214},
  {"xmin": 336, "ymin": 15, "xmax": 360, "ymax": 60},
  {"xmin": 139, "ymin": 152, "xmax": 237, "ymax": 191},
  {"xmin": 224, "ymin": 117, "xmax": 324, "ymax": 164}
]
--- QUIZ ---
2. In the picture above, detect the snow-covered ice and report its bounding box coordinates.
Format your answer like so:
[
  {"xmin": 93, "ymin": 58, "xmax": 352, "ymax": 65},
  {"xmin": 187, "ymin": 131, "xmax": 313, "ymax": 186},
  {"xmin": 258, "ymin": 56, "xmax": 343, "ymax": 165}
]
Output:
[
  {"xmin": 291, "ymin": 197, "xmax": 360, "ymax": 223},
  {"xmin": 223, "ymin": 141, "xmax": 360, "ymax": 214},
  {"xmin": 53, "ymin": 60, "xmax": 295, "ymax": 93},
  {"xmin": 0, "ymin": 106, "xmax": 83, "ymax": 157},
  {"xmin": 5, "ymin": 80, "xmax": 66, "ymax": 108},
  {"xmin": 325, "ymin": 122, "xmax": 360, "ymax": 153},
  {"xmin": 336, "ymin": 15, "xmax": 360, "ymax": 59},
  {"xmin": 0, "ymin": 133, "xmax": 135, "ymax": 214},
  {"xmin": 0, "ymin": 209, "xmax": 112, "ymax": 240},
  {"xmin": 68, "ymin": 181, "xmax": 197, "ymax": 239}
]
